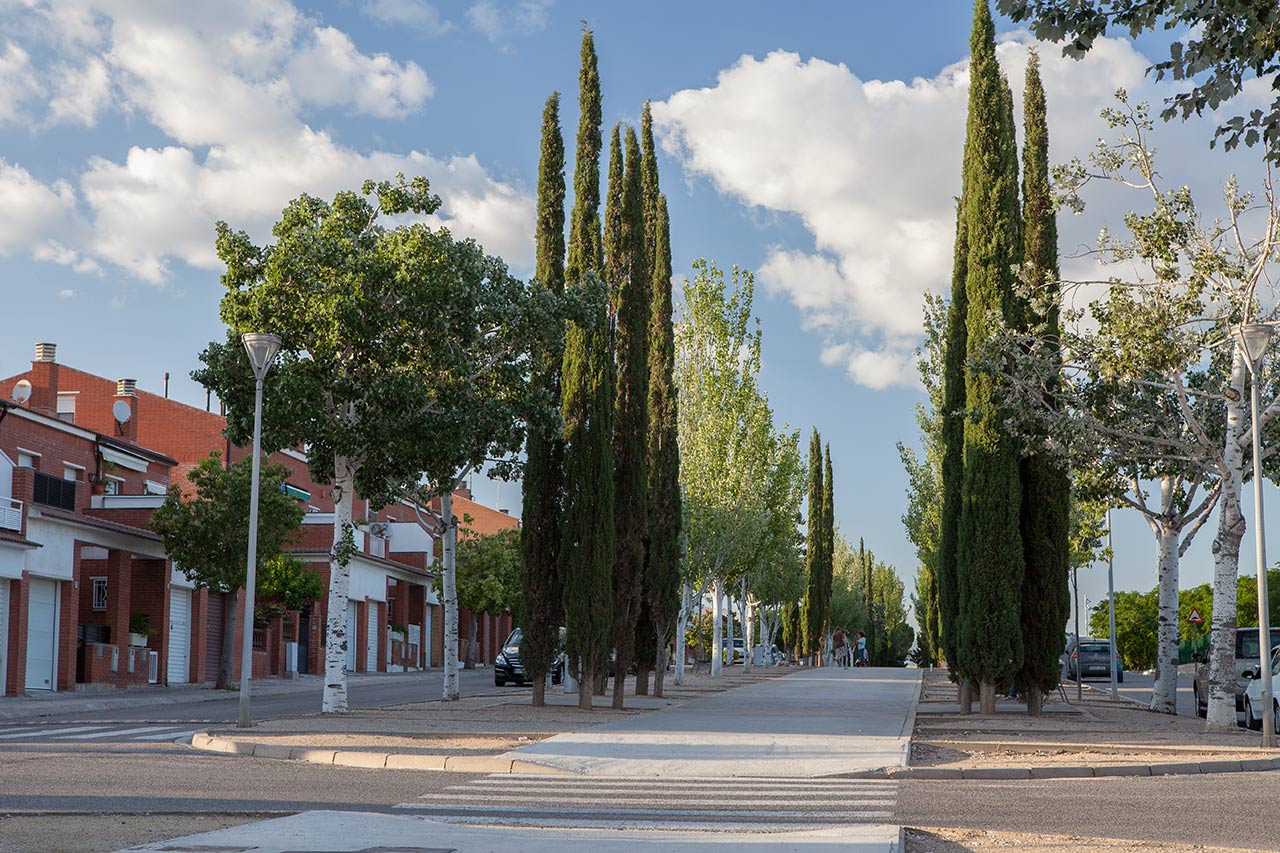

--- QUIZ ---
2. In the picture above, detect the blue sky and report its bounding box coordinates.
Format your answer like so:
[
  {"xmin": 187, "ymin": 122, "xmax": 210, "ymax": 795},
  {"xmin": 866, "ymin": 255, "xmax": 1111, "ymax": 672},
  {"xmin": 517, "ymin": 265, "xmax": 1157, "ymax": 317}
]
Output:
[{"xmin": 0, "ymin": 1, "xmax": 1274, "ymax": 624}]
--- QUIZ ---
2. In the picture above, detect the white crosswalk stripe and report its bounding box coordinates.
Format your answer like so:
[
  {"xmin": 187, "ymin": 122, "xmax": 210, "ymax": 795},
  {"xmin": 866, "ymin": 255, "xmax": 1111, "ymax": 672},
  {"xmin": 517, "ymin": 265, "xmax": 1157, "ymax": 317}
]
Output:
[
  {"xmin": 0, "ymin": 723, "xmax": 202, "ymax": 743},
  {"xmin": 395, "ymin": 774, "xmax": 898, "ymax": 831}
]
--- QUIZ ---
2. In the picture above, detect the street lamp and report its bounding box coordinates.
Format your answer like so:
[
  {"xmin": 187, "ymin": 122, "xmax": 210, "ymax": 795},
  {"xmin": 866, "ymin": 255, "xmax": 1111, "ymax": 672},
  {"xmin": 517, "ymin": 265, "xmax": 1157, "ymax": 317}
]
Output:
[
  {"xmin": 1236, "ymin": 322, "xmax": 1275, "ymax": 747},
  {"xmin": 238, "ymin": 332, "xmax": 282, "ymax": 729}
]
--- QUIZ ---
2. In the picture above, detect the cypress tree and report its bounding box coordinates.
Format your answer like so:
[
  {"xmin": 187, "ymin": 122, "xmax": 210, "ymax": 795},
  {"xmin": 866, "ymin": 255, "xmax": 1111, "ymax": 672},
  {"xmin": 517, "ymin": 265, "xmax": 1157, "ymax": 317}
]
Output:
[
  {"xmin": 559, "ymin": 27, "xmax": 613, "ymax": 710},
  {"xmin": 800, "ymin": 428, "xmax": 824, "ymax": 663},
  {"xmin": 645, "ymin": 191, "xmax": 682, "ymax": 698},
  {"xmin": 862, "ymin": 538, "xmax": 875, "ymax": 666},
  {"xmin": 520, "ymin": 92, "xmax": 566, "ymax": 707},
  {"xmin": 956, "ymin": 0, "xmax": 1025, "ymax": 715},
  {"xmin": 938, "ymin": 203, "xmax": 968, "ymax": 684},
  {"xmin": 1015, "ymin": 52, "xmax": 1071, "ymax": 716},
  {"xmin": 609, "ymin": 125, "xmax": 650, "ymax": 710},
  {"xmin": 820, "ymin": 443, "xmax": 835, "ymax": 650}
]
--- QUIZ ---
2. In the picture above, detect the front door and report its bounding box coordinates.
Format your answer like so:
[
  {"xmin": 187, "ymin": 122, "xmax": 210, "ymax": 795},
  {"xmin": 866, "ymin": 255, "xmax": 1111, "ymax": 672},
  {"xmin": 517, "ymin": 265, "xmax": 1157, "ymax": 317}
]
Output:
[
  {"xmin": 366, "ymin": 603, "xmax": 378, "ymax": 672},
  {"xmin": 167, "ymin": 588, "xmax": 191, "ymax": 684},
  {"xmin": 0, "ymin": 579, "xmax": 8, "ymax": 691},
  {"xmin": 345, "ymin": 602, "xmax": 357, "ymax": 672},
  {"xmin": 24, "ymin": 579, "xmax": 58, "ymax": 691}
]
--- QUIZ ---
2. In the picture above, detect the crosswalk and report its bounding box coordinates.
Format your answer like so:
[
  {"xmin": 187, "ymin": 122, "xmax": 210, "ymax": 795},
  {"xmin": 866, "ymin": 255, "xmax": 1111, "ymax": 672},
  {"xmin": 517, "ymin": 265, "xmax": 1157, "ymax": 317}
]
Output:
[
  {"xmin": 395, "ymin": 773, "xmax": 898, "ymax": 831},
  {"xmin": 0, "ymin": 722, "xmax": 204, "ymax": 743}
]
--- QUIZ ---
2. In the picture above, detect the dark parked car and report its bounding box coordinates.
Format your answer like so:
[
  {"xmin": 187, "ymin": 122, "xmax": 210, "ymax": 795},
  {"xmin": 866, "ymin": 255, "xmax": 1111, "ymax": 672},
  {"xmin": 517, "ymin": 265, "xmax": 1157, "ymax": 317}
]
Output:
[
  {"xmin": 1193, "ymin": 627, "xmax": 1280, "ymax": 716},
  {"xmin": 1063, "ymin": 636, "xmax": 1124, "ymax": 683},
  {"xmin": 494, "ymin": 628, "xmax": 564, "ymax": 687}
]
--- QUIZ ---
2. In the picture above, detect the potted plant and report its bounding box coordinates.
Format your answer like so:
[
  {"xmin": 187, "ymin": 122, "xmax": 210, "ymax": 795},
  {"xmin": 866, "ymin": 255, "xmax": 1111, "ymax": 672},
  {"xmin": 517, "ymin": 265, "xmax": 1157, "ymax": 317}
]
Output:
[{"xmin": 128, "ymin": 612, "xmax": 157, "ymax": 647}]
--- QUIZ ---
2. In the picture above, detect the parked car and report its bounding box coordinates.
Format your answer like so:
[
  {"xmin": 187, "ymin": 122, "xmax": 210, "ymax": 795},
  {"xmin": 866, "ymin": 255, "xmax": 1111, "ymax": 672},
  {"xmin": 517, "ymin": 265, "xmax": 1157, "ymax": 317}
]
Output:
[
  {"xmin": 721, "ymin": 638, "xmax": 746, "ymax": 665},
  {"xmin": 494, "ymin": 628, "xmax": 564, "ymax": 687},
  {"xmin": 1242, "ymin": 645, "xmax": 1280, "ymax": 733},
  {"xmin": 1193, "ymin": 627, "xmax": 1280, "ymax": 716},
  {"xmin": 1063, "ymin": 636, "xmax": 1124, "ymax": 683}
]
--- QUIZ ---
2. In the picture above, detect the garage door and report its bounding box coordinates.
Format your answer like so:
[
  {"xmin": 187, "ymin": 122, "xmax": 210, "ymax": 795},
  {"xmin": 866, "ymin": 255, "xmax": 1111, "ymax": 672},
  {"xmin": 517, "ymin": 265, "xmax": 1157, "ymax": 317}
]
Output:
[
  {"xmin": 25, "ymin": 579, "xmax": 58, "ymax": 691},
  {"xmin": 204, "ymin": 592, "xmax": 225, "ymax": 683},
  {"xmin": 366, "ymin": 603, "xmax": 379, "ymax": 672},
  {"xmin": 168, "ymin": 588, "xmax": 191, "ymax": 684},
  {"xmin": 0, "ymin": 580, "xmax": 8, "ymax": 691},
  {"xmin": 345, "ymin": 602, "xmax": 357, "ymax": 672}
]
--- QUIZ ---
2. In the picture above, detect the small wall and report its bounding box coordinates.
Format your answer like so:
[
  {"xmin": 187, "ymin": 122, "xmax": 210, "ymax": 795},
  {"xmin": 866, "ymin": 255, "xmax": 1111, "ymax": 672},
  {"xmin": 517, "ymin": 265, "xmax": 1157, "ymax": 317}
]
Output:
[{"xmin": 82, "ymin": 642, "xmax": 150, "ymax": 688}]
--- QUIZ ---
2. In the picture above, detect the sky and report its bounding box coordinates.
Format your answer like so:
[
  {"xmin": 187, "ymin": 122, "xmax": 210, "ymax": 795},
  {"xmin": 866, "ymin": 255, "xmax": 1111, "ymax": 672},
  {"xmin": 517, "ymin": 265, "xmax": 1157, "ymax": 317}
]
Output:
[{"xmin": 0, "ymin": 0, "xmax": 1275, "ymax": 627}]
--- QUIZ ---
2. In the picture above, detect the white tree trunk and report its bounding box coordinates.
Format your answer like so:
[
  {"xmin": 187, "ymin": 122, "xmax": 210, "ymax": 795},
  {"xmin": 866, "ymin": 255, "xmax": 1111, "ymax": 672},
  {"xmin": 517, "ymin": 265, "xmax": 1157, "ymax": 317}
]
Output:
[
  {"xmin": 1208, "ymin": 345, "xmax": 1248, "ymax": 730},
  {"xmin": 321, "ymin": 457, "xmax": 356, "ymax": 714},
  {"xmin": 675, "ymin": 582, "xmax": 689, "ymax": 685},
  {"xmin": 442, "ymin": 490, "xmax": 460, "ymax": 701},
  {"xmin": 726, "ymin": 586, "xmax": 736, "ymax": 670},
  {"xmin": 563, "ymin": 657, "xmax": 579, "ymax": 694},
  {"xmin": 1152, "ymin": 516, "xmax": 1181, "ymax": 714},
  {"xmin": 711, "ymin": 576, "xmax": 723, "ymax": 677},
  {"xmin": 742, "ymin": 579, "xmax": 753, "ymax": 673}
]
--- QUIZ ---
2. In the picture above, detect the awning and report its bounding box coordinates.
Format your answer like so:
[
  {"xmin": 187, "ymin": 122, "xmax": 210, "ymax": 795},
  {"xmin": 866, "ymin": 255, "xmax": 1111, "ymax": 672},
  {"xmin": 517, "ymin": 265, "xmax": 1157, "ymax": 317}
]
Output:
[
  {"xmin": 282, "ymin": 483, "xmax": 311, "ymax": 502},
  {"xmin": 100, "ymin": 445, "xmax": 148, "ymax": 473}
]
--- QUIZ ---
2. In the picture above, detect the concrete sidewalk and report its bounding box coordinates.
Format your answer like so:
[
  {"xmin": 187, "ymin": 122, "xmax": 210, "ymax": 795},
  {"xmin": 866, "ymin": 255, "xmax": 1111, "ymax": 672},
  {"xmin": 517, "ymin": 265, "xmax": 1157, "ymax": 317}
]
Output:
[{"xmin": 506, "ymin": 666, "xmax": 919, "ymax": 777}]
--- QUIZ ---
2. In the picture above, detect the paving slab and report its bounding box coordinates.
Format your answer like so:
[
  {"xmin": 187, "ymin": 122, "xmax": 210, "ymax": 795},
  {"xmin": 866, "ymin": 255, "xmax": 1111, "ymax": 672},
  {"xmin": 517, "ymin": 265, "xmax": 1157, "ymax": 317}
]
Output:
[
  {"xmin": 117, "ymin": 810, "xmax": 904, "ymax": 852},
  {"xmin": 507, "ymin": 667, "xmax": 919, "ymax": 777}
]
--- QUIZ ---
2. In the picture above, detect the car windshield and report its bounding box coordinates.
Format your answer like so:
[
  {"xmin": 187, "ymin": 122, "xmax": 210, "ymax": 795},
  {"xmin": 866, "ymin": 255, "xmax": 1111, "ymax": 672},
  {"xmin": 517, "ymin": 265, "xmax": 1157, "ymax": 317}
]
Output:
[
  {"xmin": 507, "ymin": 628, "xmax": 522, "ymax": 646},
  {"xmin": 1236, "ymin": 629, "xmax": 1280, "ymax": 659}
]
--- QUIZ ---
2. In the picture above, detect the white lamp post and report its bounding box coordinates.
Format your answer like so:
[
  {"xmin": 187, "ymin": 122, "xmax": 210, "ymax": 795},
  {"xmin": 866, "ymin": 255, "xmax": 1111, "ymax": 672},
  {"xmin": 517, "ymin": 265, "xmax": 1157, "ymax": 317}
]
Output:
[
  {"xmin": 1236, "ymin": 322, "xmax": 1275, "ymax": 748},
  {"xmin": 238, "ymin": 332, "xmax": 282, "ymax": 729},
  {"xmin": 1108, "ymin": 509, "xmax": 1118, "ymax": 701}
]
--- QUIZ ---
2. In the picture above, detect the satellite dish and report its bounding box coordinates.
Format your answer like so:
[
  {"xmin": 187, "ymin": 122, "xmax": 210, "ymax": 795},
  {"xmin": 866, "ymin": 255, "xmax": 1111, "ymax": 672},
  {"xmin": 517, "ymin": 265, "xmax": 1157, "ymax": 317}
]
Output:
[
  {"xmin": 11, "ymin": 380, "xmax": 31, "ymax": 404},
  {"xmin": 112, "ymin": 399, "xmax": 132, "ymax": 424}
]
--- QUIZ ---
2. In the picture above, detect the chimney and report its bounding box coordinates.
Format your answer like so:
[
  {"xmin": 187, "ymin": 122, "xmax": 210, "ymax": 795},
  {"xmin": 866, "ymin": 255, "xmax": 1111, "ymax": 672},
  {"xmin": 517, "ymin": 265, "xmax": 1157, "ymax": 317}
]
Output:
[
  {"xmin": 114, "ymin": 378, "xmax": 139, "ymax": 443},
  {"xmin": 28, "ymin": 342, "xmax": 59, "ymax": 415}
]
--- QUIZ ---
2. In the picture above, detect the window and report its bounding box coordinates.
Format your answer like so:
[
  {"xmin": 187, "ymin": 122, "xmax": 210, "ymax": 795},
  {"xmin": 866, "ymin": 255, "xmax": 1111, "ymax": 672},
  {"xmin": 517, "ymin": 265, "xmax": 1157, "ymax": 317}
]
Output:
[
  {"xmin": 103, "ymin": 476, "xmax": 122, "ymax": 496},
  {"xmin": 91, "ymin": 577, "xmax": 107, "ymax": 611},
  {"xmin": 64, "ymin": 465, "xmax": 81, "ymax": 482},
  {"xmin": 16, "ymin": 450, "xmax": 37, "ymax": 469},
  {"xmin": 56, "ymin": 393, "xmax": 76, "ymax": 424}
]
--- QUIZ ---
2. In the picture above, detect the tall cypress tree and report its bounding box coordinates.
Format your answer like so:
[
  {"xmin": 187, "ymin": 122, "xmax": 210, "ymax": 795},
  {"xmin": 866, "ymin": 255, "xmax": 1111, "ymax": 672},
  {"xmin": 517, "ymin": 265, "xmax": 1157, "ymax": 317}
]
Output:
[
  {"xmin": 1015, "ymin": 51, "xmax": 1071, "ymax": 716},
  {"xmin": 609, "ymin": 125, "xmax": 650, "ymax": 710},
  {"xmin": 800, "ymin": 428, "xmax": 824, "ymax": 663},
  {"xmin": 862, "ymin": 538, "xmax": 875, "ymax": 665},
  {"xmin": 559, "ymin": 27, "xmax": 613, "ymax": 710},
  {"xmin": 520, "ymin": 92, "xmax": 566, "ymax": 707},
  {"xmin": 956, "ymin": 0, "xmax": 1025, "ymax": 715},
  {"xmin": 642, "ymin": 101, "xmax": 682, "ymax": 697},
  {"xmin": 820, "ymin": 443, "xmax": 835, "ymax": 649},
  {"xmin": 938, "ymin": 201, "xmax": 968, "ymax": 684}
]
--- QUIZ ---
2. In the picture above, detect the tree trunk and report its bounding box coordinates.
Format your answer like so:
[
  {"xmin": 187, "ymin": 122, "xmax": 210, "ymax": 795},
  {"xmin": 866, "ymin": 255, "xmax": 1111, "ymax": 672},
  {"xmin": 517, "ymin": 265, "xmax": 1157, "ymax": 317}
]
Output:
[
  {"xmin": 563, "ymin": 657, "xmax": 579, "ymax": 694},
  {"xmin": 322, "ymin": 457, "xmax": 356, "ymax": 714},
  {"xmin": 711, "ymin": 576, "xmax": 723, "ymax": 677},
  {"xmin": 216, "ymin": 588, "xmax": 239, "ymax": 690},
  {"xmin": 1025, "ymin": 685, "xmax": 1043, "ymax": 717},
  {"xmin": 743, "ymin": 581, "xmax": 754, "ymax": 674},
  {"xmin": 979, "ymin": 681, "xmax": 997, "ymax": 715},
  {"xmin": 578, "ymin": 662, "xmax": 594, "ymax": 710},
  {"xmin": 466, "ymin": 616, "xmax": 479, "ymax": 671},
  {"xmin": 958, "ymin": 679, "xmax": 974, "ymax": 715},
  {"xmin": 674, "ymin": 582, "xmax": 688, "ymax": 685},
  {"xmin": 442, "ymin": 490, "xmax": 460, "ymax": 701},
  {"xmin": 726, "ymin": 587, "xmax": 736, "ymax": 670},
  {"xmin": 655, "ymin": 635, "xmax": 669, "ymax": 697},
  {"xmin": 532, "ymin": 673, "xmax": 546, "ymax": 707},
  {"xmin": 1208, "ymin": 346, "xmax": 1247, "ymax": 730},
  {"xmin": 1151, "ymin": 514, "xmax": 1181, "ymax": 714}
]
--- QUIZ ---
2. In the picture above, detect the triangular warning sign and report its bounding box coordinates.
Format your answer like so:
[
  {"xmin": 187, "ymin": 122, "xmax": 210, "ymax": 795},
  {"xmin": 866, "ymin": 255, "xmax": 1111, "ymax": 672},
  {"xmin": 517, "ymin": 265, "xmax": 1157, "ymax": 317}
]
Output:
[{"xmin": 1188, "ymin": 608, "xmax": 1204, "ymax": 624}]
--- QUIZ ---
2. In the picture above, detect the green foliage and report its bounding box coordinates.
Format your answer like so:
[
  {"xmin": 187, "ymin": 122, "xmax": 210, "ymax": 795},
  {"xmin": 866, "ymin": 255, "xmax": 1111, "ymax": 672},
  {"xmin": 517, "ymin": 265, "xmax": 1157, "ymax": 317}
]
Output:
[
  {"xmin": 566, "ymin": 28, "xmax": 603, "ymax": 286},
  {"xmin": 448, "ymin": 528, "xmax": 522, "ymax": 617},
  {"xmin": 150, "ymin": 453, "xmax": 303, "ymax": 595},
  {"xmin": 938, "ymin": 205, "xmax": 969, "ymax": 676},
  {"xmin": 800, "ymin": 429, "xmax": 825, "ymax": 658},
  {"xmin": 996, "ymin": 0, "xmax": 1280, "ymax": 162},
  {"xmin": 520, "ymin": 91, "xmax": 568, "ymax": 687},
  {"xmin": 129, "ymin": 612, "xmax": 156, "ymax": 638},
  {"xmin": 257, "ymin": 554, "xmax": 322, "ymax": 614}
]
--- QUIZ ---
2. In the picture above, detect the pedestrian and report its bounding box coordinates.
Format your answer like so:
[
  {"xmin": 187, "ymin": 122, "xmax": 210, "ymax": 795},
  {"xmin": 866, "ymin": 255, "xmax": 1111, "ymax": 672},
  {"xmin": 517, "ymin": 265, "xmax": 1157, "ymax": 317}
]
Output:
[
  {"xmin": 832, "ymin": 627, "xmax": 847, "ymax": 667},
  {"xmin": 856, "ymin": 631, "xmax": 868, "ymax": 667}
]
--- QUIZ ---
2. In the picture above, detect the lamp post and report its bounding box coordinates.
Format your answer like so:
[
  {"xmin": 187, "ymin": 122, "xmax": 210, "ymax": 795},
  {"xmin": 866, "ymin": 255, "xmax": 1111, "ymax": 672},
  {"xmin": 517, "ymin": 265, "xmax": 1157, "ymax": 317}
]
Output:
[
  {"xmin": 238, "ymin": 332, "xmax": 282, "ymax": 729},
  {"xmin": 1108, "ymin": 509, "xmax": 1118, "ymax": 701},
  {"xmin": 1237, "ymin": 322, "xmax": 1275, "ymax": 748}
]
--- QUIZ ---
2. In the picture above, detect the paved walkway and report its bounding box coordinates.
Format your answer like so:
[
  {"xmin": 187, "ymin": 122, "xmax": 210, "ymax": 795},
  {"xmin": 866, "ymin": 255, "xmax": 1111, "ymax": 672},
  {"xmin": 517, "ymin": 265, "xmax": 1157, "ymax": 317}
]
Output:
[{"xmin": 508, "ymin": 666, "xmax": 919, "ymax": 777}]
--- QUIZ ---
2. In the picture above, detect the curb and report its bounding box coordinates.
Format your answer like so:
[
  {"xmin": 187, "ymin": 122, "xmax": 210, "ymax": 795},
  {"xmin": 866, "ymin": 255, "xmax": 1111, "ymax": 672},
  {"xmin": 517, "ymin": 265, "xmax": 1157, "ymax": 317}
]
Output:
[
  {"xmin": 189, "ymin": 733, "xmax": 575, "ymax": 775},
  {"xmin": 879, "ymin": 756, "xmax": 1280, "ymax": 780},
  {"xmin": 916, "ymin": 739, "xmax": 1268, "ymax": 756}
]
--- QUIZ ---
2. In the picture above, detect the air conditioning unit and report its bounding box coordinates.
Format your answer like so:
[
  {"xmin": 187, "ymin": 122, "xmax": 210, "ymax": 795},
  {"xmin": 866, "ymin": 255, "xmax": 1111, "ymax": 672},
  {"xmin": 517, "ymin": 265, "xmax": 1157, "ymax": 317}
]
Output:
[{"xmin": 369, "ymin": 522, "xmax": 391, "ymax": 539}]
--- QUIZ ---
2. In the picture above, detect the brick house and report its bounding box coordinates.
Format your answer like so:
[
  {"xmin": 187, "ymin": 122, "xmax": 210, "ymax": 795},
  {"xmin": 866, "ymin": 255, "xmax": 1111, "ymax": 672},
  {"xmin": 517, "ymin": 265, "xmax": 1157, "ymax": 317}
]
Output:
[{"xmin": 1, "ymin": 343, "xmax": 518, "ymax": 693}]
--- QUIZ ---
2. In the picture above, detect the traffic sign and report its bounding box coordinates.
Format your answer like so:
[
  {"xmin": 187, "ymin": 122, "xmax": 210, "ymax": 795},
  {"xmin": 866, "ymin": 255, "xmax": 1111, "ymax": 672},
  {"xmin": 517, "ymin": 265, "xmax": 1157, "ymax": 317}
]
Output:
[{"xmin": 1188, "ymin": 608, "xmax": 1204, "ymax": 624}]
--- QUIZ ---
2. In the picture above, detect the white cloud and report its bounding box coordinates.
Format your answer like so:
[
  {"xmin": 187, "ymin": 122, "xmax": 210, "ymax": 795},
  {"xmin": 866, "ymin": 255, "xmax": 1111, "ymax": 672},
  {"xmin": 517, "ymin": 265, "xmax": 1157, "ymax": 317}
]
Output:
[
  {"xmin": 285, "ymin": 26, "xmax": 432, "ymax": 119},
  {"xmin": 45, "ymin": 56, "xmax": 110, "ymax": 126},
  {"xmin": 467, "ymin": 0, "xmax": 552, "ymax": 42},
  {"xmin": 362, "ymin": 0, "xmax": 453, "ymax": 35},
  {"xmin": 654, "ymin": 33, "xmax": 1257, "ymax": 390},
  {"xmin": 0, "ymin": 41, "xmax": 41, "ymax": 121},
  {"xmin": 0, "ymin": 1, "xmax": 534, "ymax": 282},
  {"xmin": 57, "ymin": 288, "xmax": 76, "ymax": 298}
]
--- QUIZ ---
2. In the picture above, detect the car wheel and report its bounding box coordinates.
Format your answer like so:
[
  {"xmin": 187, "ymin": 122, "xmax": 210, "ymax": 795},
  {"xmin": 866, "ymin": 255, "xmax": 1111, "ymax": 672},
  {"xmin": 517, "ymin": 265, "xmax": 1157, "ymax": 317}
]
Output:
[
  {"xmin": 1194, "ymin": 684, "xmax": 1207, "ymax": 718},
  {"xmin": 495, "ymin": 675, "xmax": 506, "ymax": 687},
  {"xmin": 1246, "ymin": 697, "xmax": 1263, "ymax": 731},
  {"xmin": 1117, "ymin": 672, "xmax": 1124, "ymax": 684},
  {"xmin": 515, "ymin": 678, "xmax": 526, "ymax": 687},
  {"xmin": 1274, "ymin": 700, "xmax": 1280, "ymax": 736}
]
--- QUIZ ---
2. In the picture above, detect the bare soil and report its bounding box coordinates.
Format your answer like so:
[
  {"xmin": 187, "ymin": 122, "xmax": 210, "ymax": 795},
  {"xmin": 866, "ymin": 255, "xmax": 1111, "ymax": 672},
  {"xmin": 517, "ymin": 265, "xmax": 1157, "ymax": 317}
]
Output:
[
  {"xmin": 0, "ymin": 813, "xmax": 259, "ymax": 853},
  {"xmin": 907, "ymin": 827, "xmax": 1263, "ymax": 852}
]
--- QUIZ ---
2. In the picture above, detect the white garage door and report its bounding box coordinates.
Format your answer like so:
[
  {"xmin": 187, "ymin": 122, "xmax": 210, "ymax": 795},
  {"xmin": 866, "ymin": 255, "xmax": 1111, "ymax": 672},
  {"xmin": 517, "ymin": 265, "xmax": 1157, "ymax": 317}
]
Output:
[
  {"xmin": 25, "ymin": 579, "xmax": 58, "ymax": 691},
  {"xmin": 366, "ymin": 603, "xmax": 379, "ymax": 672},
  {"xmin": 167, "ymin": 588, "xmax": 191, "ymax": 684},
  {"xmin": 345, "ymin": 602, "xmax": 357, "ymax": 672},
  {"xmin": 0, "ymin": 580, "xmax": 8, "ymax": 692}
]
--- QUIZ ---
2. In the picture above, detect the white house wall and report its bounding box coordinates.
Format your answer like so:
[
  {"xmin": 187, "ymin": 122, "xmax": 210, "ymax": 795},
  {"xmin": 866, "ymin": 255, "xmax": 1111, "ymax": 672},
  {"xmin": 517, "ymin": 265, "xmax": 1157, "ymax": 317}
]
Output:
[
  {"xmin": 348, "ymin": 559, "xmax": 388, "ymax": 603},
  {"xmin": 23, "ymin": 519, "xmax": 75, "ymax": 581}
]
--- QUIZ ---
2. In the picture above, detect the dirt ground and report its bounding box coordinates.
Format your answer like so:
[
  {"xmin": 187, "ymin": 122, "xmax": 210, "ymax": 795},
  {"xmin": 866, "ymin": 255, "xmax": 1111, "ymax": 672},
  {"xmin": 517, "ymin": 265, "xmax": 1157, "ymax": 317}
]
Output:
[
  {"xmin": 907, "ymin": 827, "xmax": 1262, "ymax": 853},
  {"xmin": 0, "ymin": 813, "xmax": 259, "ymax": 853}
]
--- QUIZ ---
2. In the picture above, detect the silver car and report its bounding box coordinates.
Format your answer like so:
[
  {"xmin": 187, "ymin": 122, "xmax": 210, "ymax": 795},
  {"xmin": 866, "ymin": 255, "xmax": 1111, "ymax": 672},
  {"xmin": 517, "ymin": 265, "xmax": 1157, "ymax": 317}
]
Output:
[
  {"xmin": 1193, "ymin": 628, "xmax": 1280, "ymax": 716},
  {"xmin": 1063, "ymin": 636, "xmax": 1124, "ymax": 682}
]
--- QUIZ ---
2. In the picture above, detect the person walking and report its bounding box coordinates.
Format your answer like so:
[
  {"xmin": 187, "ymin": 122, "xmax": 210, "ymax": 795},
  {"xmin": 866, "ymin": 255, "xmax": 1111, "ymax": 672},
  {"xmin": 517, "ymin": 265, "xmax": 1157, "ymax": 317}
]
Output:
[
  {"xmin": 832, "ymin": 627, "xmax": 847, "ymax": 667},
  {"xmin": 856, "ymin": 631, "xmax": 868, "ymax": 667}
]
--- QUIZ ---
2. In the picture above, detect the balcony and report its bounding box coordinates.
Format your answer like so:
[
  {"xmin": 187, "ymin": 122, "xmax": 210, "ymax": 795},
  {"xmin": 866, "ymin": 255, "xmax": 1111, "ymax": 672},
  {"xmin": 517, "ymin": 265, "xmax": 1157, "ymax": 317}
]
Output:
[
  {"xmin": 0, "ymin": 496, "xmax": 22, "ymax": 531},
  {"xmin": 32, "ymin": 472, "xmax": 75, "ymax": 512}
]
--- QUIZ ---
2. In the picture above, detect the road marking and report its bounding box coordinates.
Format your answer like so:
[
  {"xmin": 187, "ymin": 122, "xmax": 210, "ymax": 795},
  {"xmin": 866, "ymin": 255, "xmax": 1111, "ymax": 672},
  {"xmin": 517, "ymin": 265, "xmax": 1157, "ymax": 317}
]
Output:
[
  {"xmin": 421, "ymin": 815, "xmax": 895, "ymax": 830},
  {"xmin": 396, "ymin": 803, "xmax": 894, "ymax": 819},
  {"xmin": 418, "ymin": 792, "xmax": 895, "ymax": 805},
  {"xmin": 59, "ymin": 725, "xmax": 189, "ymax": 740},
  {"xmin": 133, "ymin": 728, "xmax": 203, "ymax": 741},
  {"xmin": 0, "ymin": 725, "xmax": 110, "ymax": 740}
]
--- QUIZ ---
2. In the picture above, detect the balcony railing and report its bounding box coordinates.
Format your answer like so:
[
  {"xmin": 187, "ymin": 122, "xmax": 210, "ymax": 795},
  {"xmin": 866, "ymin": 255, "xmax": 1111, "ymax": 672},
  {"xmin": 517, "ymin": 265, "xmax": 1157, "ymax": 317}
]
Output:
[
  {"xmin": 32, "ymin": 472, "xmax": 76, "ymax": 512},
  {"xmin": 0, "ymin": 496, "xmax": 22, "ymax": 531}
]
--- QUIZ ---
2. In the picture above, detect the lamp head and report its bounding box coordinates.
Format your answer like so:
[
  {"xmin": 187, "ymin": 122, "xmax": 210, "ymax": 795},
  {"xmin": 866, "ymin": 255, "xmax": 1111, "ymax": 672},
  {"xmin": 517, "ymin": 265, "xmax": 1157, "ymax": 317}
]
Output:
[
  {"xmin": 1235, "ymin": 323, "xmax": 1274, "ymax": 371},
  {"xmin": 241, "ymin": 332, "xmax": 282, "ymax": 381}
]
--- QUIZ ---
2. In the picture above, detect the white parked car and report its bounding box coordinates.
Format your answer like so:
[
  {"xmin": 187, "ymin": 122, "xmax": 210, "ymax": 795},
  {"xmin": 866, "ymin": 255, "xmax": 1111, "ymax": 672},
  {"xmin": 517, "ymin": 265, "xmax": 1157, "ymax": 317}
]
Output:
[{"xmin": 1242, "ymin": 645, "xmax": 1280, "ymax": 733}]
